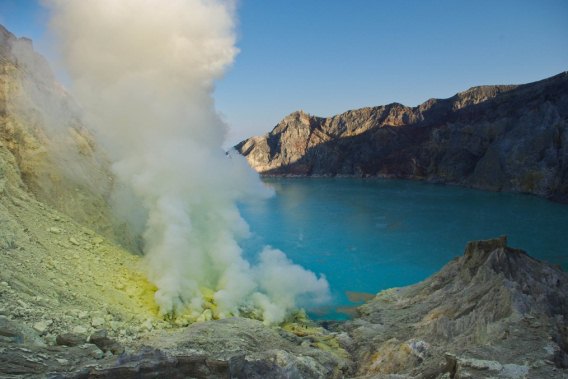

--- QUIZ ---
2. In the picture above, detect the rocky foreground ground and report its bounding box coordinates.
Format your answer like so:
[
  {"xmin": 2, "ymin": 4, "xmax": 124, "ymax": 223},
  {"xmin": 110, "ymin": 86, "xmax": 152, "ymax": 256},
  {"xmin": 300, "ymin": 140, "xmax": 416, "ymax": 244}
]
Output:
[{"xmin": 1, "ymin": 201, "xmax": 567, "ymax": 379}]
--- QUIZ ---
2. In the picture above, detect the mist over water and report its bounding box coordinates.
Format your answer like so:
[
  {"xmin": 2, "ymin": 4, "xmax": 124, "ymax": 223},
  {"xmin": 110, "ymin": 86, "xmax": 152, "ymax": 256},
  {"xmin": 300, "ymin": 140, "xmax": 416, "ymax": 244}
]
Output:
[
  {"xmin": 240, "ymin": 178, "xmax": 568, "ymax": 320},
  {"xmin": 46, "ymin": 0, "xmax": 329, "ymax": 323}
]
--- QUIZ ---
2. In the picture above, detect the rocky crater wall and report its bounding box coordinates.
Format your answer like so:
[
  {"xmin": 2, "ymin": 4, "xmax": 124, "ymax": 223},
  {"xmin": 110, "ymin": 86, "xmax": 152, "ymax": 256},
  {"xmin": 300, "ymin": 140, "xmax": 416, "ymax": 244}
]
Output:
[{"xmin": 237, "ymin": 72, "xmax": 568, "ymax": 202}]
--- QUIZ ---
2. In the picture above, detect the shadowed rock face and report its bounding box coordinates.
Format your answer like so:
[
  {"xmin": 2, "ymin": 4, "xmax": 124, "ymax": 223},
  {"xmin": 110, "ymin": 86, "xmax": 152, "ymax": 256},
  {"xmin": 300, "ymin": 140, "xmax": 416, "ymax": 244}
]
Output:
[{"xmin": 236, "ymin": 72, "xmax": 568, "ymax": 201}]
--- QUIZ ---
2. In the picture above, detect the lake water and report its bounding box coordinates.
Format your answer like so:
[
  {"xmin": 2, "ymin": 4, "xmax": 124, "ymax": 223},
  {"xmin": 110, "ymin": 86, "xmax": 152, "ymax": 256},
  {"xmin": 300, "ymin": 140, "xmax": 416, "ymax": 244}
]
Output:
[{"xmin": 238, "ymin": 178, "xmax": 568, "ymax": 319}]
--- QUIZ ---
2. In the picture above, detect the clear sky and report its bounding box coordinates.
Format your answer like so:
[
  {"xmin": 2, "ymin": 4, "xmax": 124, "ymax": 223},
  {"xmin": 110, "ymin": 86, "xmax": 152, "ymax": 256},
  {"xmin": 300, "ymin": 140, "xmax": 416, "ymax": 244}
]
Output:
[{"xmin": 1, "ymin": 0, "xmax": 567, "ymax": 146}]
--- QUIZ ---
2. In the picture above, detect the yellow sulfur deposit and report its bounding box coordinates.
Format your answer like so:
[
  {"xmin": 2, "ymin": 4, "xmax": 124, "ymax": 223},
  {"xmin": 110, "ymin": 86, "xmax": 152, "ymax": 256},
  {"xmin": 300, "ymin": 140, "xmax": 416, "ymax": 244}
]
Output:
[{"xmin": 281, "ymin": 317, "xmax": 350, "ymax": 361}]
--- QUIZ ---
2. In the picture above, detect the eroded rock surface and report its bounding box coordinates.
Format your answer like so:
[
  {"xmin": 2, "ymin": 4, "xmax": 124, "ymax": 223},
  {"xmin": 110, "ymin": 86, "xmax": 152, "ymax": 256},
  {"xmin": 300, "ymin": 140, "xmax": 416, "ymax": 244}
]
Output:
[
  {"xmin": 0, "ymin": 317, "xmax": 352, "ymax": 378},
  {"xmin": 341, "ymin": 237, "xmax": 568, "ymax": 378},
  {"xmin": 236, "ymin": 73, "xmax": 568, "ymax": 201},
  {"xmin": 70, "ymin": 317, "xmax": 352, "ymax": 379}
]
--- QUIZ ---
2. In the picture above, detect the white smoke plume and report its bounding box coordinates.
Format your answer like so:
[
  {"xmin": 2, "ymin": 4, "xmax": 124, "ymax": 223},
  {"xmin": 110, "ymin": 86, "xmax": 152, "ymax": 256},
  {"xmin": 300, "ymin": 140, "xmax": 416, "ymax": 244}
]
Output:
[{"xmin": 45, "ymin": 0, "xmax": 330, "ymax": 323}]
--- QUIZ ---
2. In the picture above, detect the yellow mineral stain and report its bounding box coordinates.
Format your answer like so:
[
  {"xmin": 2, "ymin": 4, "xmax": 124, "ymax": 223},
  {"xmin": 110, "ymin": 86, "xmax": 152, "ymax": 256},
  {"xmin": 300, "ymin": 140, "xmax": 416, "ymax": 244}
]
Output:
[
  {"xmin": 123, "ymin": 271, "xmax": 160, "ymax": 316},
  {"xmin": 282, "ymin": 318, "xmax": 350, "ymax": 361}
]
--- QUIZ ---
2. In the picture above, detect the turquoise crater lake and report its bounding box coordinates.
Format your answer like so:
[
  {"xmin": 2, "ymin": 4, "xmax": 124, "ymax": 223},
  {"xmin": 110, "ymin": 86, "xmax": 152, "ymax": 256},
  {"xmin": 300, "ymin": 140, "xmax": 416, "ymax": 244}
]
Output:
[{"xmin": 238, "ymin": 178, "xmax": 568, "ymax": 320}]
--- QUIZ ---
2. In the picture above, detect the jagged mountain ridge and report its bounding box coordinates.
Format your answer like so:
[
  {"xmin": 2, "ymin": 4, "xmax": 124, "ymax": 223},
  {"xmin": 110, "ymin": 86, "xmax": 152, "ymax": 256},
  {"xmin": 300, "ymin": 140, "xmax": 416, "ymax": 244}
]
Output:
[{"xmin": 236, "ymin": 72, "xmax": 568, "ymax": 201}]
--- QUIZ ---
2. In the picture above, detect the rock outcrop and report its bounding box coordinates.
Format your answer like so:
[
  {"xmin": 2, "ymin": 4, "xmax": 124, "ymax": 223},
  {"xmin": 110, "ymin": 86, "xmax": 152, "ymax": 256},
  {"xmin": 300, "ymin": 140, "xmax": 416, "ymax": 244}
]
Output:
[
  {"xmin": 67, "ymin": 317, "xmax": 352, "ymax": 379},
  {"xmin": 341, "ymin": 236, "xmax": 568, "ymax": 378},
  {"xmin": 236, "ymin": 73, "xmax": 568, "ymax": 201}
]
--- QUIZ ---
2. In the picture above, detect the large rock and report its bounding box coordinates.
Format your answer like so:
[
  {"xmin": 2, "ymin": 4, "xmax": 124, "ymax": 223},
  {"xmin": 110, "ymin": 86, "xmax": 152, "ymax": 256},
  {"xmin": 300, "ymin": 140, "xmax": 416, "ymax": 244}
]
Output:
[
  {"xmin": 236, "ymin": 73, "xmax": 568, "ymax": 201},
  {"xmin": 341, "ymin": 236, "xmax": 568, "ymax": 378},
  {"xmin": 88, "ymin": 329, "xmax": 124, "ymax": 355}
]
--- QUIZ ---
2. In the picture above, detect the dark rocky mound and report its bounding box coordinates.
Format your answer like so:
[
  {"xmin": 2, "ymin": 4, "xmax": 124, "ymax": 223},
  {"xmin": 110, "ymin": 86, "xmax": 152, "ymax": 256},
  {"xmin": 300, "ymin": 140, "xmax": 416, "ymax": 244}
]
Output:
[{"xmin": 236, "ymin": 73, "xmax": 568, "ymax": 201}]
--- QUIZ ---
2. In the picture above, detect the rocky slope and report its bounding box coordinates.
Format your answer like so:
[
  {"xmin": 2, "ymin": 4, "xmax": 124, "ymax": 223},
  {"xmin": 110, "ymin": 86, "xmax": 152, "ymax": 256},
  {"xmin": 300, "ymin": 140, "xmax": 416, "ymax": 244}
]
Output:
[
  {"xmin": 236, "ymin": 73, "xmax": 568, "ymax": 201},
  {"xmin": 341, "ymin": 236, "xmax": 568, "ymax": 378},
  {"xmin": 2, "ymin": 203, "xmax": 565, "ymax": 379},
  {"xmin": 0, "ymin": 137, "xmax": 349, "ymax": 377},
  {"xmin": 0, "ymin": 25, "xmax": 138, "ymax": 249},
  {"xmin": 1, "ymin": 27, "xmax": 169, "ymax": 371}
]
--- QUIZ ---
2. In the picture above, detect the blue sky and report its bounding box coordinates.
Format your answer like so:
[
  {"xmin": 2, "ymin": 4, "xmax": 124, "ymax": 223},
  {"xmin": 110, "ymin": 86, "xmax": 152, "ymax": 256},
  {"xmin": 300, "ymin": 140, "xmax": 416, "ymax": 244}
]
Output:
[{"xmin": 1, "ymin": 0, "xmax": 567, "ymax": 145}]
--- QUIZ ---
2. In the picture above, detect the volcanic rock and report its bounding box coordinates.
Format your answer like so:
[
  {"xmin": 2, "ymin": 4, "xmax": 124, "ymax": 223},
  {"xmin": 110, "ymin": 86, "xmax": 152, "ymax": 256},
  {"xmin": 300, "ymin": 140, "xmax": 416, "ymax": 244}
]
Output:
[
  {"xmin": 56, "ymin": 333, "xmax": 86, "ymax": 347},
  {"xmin": 72, "ymin": 326, "xmax": 88, "ymax": 335},
  {"xmin": 342, "ymin": 236, "xmax": 568, "ymax": 378},
  {"xmin": 91, "ymin": 317, "xmax": 105, "ymax": 328},
  {"xmin": 2, "ymin": 237, "xmax": 565, "ymax": 378},
  {"xmin": 89, "ymin": 329, "xmax": 124, "ymax": 355},
  {"xmin": 236, "ymin": 73, "xmax": 568, "ymax": 201},
  {"xmin": 32, "ymin": 321, "xmax": 49, "ymax": 334}
]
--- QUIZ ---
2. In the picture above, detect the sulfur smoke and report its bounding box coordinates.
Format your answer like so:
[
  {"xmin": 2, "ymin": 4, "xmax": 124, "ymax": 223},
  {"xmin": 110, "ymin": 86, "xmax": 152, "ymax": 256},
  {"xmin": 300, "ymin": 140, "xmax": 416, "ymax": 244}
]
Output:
[{"xmin": 45, "ymin": 0, "xmax": 329, "ymax": 324}]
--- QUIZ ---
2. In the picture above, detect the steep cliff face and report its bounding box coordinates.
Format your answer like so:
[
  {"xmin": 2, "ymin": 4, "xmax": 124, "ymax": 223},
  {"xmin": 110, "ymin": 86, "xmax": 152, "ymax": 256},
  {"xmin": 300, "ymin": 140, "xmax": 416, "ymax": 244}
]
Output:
[
  {"xmin": 236, "ymin": 73, "xmax": 568, "ymax": 201},
  {"xmin": 0, "ymin": 25, "xmax": 137, "ymax": 248}
]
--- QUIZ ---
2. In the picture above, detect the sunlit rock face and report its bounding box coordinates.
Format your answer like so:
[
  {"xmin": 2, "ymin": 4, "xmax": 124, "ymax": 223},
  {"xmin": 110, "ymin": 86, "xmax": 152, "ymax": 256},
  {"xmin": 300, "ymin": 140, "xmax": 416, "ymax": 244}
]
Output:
[{"xmin": 237, "ymin": 72, "xmax": 568, "ymax": 201}]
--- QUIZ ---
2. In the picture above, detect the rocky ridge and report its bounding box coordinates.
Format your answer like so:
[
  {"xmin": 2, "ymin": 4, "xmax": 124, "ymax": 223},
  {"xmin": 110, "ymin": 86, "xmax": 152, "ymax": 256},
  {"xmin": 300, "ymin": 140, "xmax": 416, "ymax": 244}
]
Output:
[
  {"xmin": 343, "ymin": 236, "xmax": 568, "ymax": 378},
  {"xmin": 236, "ymin": 73, "xmax": 568, "ymax": 201}
]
